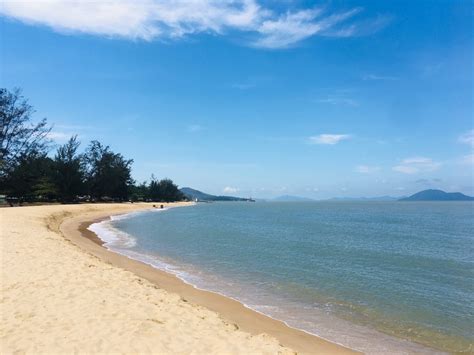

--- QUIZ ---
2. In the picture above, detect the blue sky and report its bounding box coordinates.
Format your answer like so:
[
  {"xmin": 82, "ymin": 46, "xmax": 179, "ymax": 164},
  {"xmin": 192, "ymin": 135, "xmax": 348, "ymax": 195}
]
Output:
[{"xmin": 1, "ymin": 0, "xmax": 472, "ymax": 198}]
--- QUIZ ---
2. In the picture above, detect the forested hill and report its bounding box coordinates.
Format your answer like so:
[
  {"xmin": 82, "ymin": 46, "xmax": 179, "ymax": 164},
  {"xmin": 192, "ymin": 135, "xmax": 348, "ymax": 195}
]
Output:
[
  {"xmin": 180, "ymin": 187, "xmax": 253, "ymax": 202},
  {"xmin": 399, "ymin": 189, "xmax": 474, "ymax": 201}
]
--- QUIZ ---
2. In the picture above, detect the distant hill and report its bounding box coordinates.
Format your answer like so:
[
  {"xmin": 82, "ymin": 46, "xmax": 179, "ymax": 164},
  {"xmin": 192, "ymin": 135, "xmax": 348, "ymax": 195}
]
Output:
[
  {"xmin": 180, "ymin": 187, "xmax": 253, "ymax": 202},
  {"xmin": 399, "ymin": 189, "xmax": 474, "ymax": 201},
  {"xmin": 272, "ymin": 195, "xmax": 315, "ymax": 202}
]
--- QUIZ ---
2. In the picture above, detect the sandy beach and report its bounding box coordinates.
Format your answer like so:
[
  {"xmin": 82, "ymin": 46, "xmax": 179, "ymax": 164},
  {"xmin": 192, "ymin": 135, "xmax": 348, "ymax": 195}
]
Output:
[{"xmin": 0, "ymin": 203, "xmax": 355, "ymax": 354}]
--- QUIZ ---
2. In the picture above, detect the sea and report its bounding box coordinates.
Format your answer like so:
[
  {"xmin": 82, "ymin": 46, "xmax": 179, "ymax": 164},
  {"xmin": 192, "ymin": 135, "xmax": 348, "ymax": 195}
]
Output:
[{"xmin": 88, "ymin": 201, "xmax": 474, "ymax": 354}]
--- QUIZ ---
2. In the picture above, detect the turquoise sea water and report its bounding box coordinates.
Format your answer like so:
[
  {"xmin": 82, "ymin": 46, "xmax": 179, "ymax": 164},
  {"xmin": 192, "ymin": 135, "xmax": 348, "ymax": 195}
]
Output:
[{"xmin": 90, "ymin": 202, "xmax": 474, "ymax": 353}]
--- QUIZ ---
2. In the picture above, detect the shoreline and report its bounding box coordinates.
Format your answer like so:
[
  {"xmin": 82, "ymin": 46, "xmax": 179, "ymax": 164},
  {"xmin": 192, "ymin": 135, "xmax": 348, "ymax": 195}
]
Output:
[
  {"xmin": 62, "ymin": 204, "xmax": 356, "ymax": 354},
  {"xmin": 81, "ymin": 205, "xmax": 445, "ymax": 355},
  {"xmin": 2, "ymin": 203, "xmax": 297, "ymax": 353}
]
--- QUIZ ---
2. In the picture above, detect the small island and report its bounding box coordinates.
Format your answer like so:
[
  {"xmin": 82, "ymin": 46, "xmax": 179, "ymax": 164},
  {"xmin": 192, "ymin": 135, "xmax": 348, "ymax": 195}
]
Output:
[{"xmin": 399, "ymin": 189, "xmax": 474, "ymax": 201}]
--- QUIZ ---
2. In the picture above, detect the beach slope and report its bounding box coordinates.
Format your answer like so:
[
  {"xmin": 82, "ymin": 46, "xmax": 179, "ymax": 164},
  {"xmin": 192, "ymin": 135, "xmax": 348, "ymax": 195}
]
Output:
[{"xmin": 0, "ymin": 203, "xmax": 353, "ymax": 354}]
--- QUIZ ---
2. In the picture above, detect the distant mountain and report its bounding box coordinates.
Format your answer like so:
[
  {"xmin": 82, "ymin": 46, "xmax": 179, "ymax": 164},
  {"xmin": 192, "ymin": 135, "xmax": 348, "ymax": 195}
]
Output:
[
  {"xmin": 180, "ymin": 187, "xmax": 253, "ymax": 202},
  {"xmin": 328, "ymin": 196, "xmax": 400, "ymax": 201},
  {"xmin": 180, "ymin": 187, "xmax": 214, "ymax": 201},
  {"xmin": 399, "ymin": 189, "xmax": 474, "ymax": 201},
  {"xmin": 272, "ymin": 195, "xmax": 315, "ymax": 202}
]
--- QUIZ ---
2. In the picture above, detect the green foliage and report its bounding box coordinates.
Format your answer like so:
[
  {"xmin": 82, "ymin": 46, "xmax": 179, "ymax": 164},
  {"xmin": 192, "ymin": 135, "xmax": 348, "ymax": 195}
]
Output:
[
  {"xmin": 129, "ymin": 181, "xmax": 148, "ymax": 202},
  {"xmin": 0, "ymin": 88, "xmax": 51, "ymax": 178},
  {"xmin": 0, "ymin": 88, "xmax": 185, "ymax": 203},
  {"xmin": 85, "ymin": 141, "xmax": 133, "ymax": 201},
  {"xmin": 148, "ymin": 175, "xmax": 185, "ymax": 202},
  {"xmin": 1, "ymin": 151, "xmax": 56, "ymax": 200},
  {"xmin": 53, "ymin": 135, "xmax": 85, "ymax": 202}
]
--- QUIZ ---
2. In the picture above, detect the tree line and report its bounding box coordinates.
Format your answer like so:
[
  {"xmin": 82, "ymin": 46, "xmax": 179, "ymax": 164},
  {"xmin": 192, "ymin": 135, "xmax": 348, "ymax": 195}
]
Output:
[{"xmin": 0, "ymin": 88, "xmax": 185, "ymax": 204}]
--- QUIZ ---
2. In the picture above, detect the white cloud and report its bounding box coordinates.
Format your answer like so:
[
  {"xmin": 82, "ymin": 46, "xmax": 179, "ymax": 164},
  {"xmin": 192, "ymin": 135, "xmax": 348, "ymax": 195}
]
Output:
[
  {"xmin": 392, "ymin": 165, "xmax": 418, "ymax": 174},
  {"xmin": 325, "ymin": 13, "xmax": 392, "ymax": 37},
  {"xmin": 47, "ymin": 131, "xmax": 73, "ymax": 142},
  {"xmin": 460, "ymin": 154, "xmax": 474, "ymax": 165},
  {"xmin": 401, "ymin": 157, "xmax": 433, "ymax": 164},
  {"xmin": 355, "ymin": 165, "xmax": 380, "ymax": 174},
  {"xmin": 459, "ymin": 130, "xmax": 474, "ymax": 147},
  {"xmin": 309, "ymin": 134, "xmax": 351, "ymax": 145},
  {"xmin": 392, "ymin": 156, "xmax": 441, "ymax": 174},
  {"xmin": 223, "ymin": 186, "xmax": 239, "ymax": 194},
  {"xmin": 253, "ymin": 8, "xmax": 359, "ymax": 48},
  {"xmin": 0, "ymin": 1, "xmax": 388, "ymax": 48}
]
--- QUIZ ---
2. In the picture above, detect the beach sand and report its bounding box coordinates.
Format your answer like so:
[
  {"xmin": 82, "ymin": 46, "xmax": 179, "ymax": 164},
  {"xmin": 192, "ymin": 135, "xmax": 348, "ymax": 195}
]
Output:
[{"xmin": 1, "ymin": 203, "xmax": 356, "ymax": 354}]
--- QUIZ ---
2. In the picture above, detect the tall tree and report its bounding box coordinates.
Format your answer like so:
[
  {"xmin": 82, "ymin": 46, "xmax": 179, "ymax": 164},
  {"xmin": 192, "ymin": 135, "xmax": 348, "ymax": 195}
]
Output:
[
  {"xmin": 1, "ymin": 151, "xmax": 56, "ymax": 200},
  {"xmin": 0, "ymin": 88, "xmax": 51, "ymax": 178},
  {"xmin": 148, "ymin": 175, "xmax": 184, "ymax": 202},
  {"xmin": 148, "ymin": 174, "xmax": 160, "ymax": 201},
  {"xmin": 85, "ymin": 141, "xmax": 133, "ymax": 200},
  {"xmin": 129, "ymin": 180, "xmax": 148, "ymax": 202},
  {"xmin": 54, "ymin": 135, "xmax": 85, "ymax": 202}
]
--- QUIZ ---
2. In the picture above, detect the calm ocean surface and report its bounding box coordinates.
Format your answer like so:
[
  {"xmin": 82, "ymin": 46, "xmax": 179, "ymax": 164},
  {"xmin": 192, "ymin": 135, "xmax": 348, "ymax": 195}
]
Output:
[{"xmin": 90, "ymin": 202, "xmax": 474, "ymax": 353}]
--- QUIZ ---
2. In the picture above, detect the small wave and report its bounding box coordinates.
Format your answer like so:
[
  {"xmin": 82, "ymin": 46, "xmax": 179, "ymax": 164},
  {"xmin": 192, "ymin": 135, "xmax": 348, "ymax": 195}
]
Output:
[
  {"xmin": 89, "ymin": 208, "xmax": 170, "ymax": 248},
  {"xmin": 88, "ymin": 219, "xmax": 137, "ymax": 248},
  {"xmin": 109, "ymin": 207, "xmax": 169, "ymax": 221},
  {"xmin": 114, "ymin": 249, "xmax": 179, "ymax": 272}
]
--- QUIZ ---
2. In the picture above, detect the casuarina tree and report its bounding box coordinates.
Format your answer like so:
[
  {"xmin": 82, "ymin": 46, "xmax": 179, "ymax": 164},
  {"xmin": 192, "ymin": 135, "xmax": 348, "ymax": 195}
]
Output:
[
  {"xmin": 54, "ymin": 135, "xmax": 86, "ymax": 202},
  {"xmin": 0, "ymin": 88, "xmax": 51, "ymax": 179}
]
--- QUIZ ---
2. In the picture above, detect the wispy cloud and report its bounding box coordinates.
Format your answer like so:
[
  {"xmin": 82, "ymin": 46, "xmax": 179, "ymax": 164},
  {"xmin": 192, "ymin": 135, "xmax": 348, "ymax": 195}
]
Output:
[
  {"xmin": 362, "ymin": 74, "xmax": 398, "ymax": 81},
  {"xmin": 47, "ymin": 131, "xmax": 72, "ymax": 142},
  {"xmin": 415, "ymin": 178, "xmax": 442, "ymax": 185},
  {"xmin": 392, "ymin": 157, "xmax": 441, "ymax": 174},
  {"xmin": 316, "ymin": 96, "xmax": 359, "ymax": 106},
  {"xmin": 458, "ymin": 130, "xmax": 474, "ymax": 147},
  {"xmin": 253, "ymin": 7, "xmax": 361, "ymax": 48},
  {"xmin": 46, "ymin": 122, "xmax": 95, "ymax": 143},
  {"xmin": 229, "ymin": 75, "xmax": 272, "ymax": 90},
  {"xmin": 355, "ymin": 165, "xmax": 380, "ymax": 174},
  {"xmin": 392, "ymin": 166, "xmax": 419, "ymax": 174},
  {"xmin": 0, "ymin": 1, "xmax": 389, "ymax": 49},
  {"xmin": 325, "ymin": 13, "xmax": 392, "ymax": 37},
  {"xmin": 54, "ymin": 124, "xmax": 94, "ymax": 131},
  {"xmin": 460, "ymin": 154, "xmax": 474, "ymax": 165},
  {"xmin": 223, "ymin": 186, "xmax": 239, "ymax": 194},
  {"xmin": 309, "ymin": 134, "xmax": 351, "ymax": 145}
]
